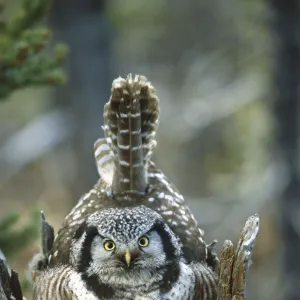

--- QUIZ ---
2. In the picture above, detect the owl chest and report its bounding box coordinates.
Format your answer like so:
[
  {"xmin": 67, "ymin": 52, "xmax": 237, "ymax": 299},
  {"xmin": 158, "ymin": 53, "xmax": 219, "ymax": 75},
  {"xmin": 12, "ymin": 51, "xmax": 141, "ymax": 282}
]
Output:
[
  {"xmin": 105, "ymin": 289, "xmax": 158, "ymax": 300},
  {"xmin": 104, "ymin": 287, "xmax": 193, "ymax": 300},
  {"xmin": 104, "ymin": 270, "xmax": 196, "ymax": 300}
]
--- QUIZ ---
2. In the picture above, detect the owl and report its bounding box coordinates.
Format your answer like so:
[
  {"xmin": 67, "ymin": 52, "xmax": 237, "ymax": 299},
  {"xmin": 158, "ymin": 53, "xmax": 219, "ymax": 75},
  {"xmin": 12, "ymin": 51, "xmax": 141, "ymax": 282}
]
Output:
[
  {"xmin": 33, "ymin": 206, "xmax": 217, "ymax": 300},
  {"xmin": 49, "ymin": 74, "xmax": 217, "ymax": 268},
  {"xmin": 31, "ymin": 74, "xmax": 218, "ymax": 299}
]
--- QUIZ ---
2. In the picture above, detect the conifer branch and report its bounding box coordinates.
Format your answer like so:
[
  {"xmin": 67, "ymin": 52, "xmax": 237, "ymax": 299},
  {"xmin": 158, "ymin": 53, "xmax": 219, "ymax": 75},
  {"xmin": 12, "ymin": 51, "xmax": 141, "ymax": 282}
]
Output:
[{"xmin": 0, "ymin": 0, "xmax": 67, "ymax": 100}]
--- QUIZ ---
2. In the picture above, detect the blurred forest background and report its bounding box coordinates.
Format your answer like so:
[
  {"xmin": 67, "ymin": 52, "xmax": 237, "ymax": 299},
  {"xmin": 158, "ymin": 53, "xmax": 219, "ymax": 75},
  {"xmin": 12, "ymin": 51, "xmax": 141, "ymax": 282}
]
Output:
[{"xmin": 1, "ymin": 0, "xmax": 299, "ymax": 299}]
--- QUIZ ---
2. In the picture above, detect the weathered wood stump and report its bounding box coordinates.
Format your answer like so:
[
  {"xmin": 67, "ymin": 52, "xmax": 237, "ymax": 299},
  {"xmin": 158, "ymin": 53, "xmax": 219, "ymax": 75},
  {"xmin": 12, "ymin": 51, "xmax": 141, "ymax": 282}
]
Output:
[{"xmin": 218, "ymin": 214, "xmax": 259, "ymax": 300}]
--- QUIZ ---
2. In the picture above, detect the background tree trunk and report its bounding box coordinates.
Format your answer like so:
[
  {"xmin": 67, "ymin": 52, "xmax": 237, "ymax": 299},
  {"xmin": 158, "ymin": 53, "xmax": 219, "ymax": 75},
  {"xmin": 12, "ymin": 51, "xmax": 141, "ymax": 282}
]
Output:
[
  {"xmin": 50, "ymin": 0, "xmax": 114, "ymax": 199},
  {"xmin": 270, "ymin": 0, "xmax": 300, "ymax": 299}
]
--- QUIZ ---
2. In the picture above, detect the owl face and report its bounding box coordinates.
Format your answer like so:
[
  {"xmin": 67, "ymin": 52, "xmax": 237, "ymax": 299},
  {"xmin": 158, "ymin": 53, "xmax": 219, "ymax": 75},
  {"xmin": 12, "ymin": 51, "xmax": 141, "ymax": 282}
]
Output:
[
  {"xmin": 88, "ymin": 228, "xmax": 166, "ymax": 273},
  {"xmin": 71, "ymin": 206, "xmax": 181, "ymax": 287}
]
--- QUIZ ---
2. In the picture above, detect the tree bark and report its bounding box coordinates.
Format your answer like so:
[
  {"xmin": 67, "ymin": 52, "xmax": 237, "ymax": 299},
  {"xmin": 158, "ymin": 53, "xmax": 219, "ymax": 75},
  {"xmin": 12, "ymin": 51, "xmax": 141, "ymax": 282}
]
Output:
[
  {"xmin": 218, "ymin": 214, "xmax": 259, "ymax": 300},
  {"xmin": 0, "ymin": 259, "xmax": 23, "ymax": 300}
]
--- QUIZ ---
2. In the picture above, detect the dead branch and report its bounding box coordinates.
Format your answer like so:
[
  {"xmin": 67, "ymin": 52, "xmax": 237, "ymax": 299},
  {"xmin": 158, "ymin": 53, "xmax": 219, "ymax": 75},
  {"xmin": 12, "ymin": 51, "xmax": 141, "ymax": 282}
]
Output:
[
  {"xmin": 0, "ymin": 253, "xmax": 24, "ymax": 300},
  {"xmin": 218, "ymin": 214, "xmax": 260, "ymax": 300}
]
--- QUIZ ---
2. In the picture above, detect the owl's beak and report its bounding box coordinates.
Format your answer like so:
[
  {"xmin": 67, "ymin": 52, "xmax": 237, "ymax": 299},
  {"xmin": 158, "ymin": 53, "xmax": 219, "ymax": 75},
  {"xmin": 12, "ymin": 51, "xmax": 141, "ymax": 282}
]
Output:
[
  {"xmin": 124, "ymin": 248, "xmax": 131, "ymax": 267},
  {"xmin": 119, "ymin": 248, "xmax": 139, "ymax": 267}
]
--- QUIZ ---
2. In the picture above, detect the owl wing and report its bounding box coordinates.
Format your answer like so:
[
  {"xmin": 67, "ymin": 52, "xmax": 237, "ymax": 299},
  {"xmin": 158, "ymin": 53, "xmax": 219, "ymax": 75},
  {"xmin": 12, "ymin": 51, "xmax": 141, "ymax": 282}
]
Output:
[
  {"xmin": 190, "ymin": 262, "xmax": 218, "ymax": 300},
  {"xmin": 33, "ymin": 266, "xmax": 98, "ymax": 300},
  {"xmin": 144, "ymin": 163, "xmax": 218, "ymax": 268}
]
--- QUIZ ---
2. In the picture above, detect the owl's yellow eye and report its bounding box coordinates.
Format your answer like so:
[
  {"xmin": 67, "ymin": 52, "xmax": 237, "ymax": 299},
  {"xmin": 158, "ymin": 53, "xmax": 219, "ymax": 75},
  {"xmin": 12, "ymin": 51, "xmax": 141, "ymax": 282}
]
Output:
[
  {"xmin": 103, "ymin": 240, "xmax": 116, "ymax": 251},
  {"xmin": 138, "ymin": 236, "xmax": 149, "ymax": 247}
]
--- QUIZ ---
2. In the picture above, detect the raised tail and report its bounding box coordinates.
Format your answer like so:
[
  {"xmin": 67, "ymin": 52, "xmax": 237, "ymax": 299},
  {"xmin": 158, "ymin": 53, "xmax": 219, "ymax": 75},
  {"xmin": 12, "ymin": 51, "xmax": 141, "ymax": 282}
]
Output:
[
  {"xmin": 96, "ymin": 74, "xmax": 159, "ymax": 194},
  {"xmin": 94, "ymin": 138, "xmax": 114, "ymax": 186}
]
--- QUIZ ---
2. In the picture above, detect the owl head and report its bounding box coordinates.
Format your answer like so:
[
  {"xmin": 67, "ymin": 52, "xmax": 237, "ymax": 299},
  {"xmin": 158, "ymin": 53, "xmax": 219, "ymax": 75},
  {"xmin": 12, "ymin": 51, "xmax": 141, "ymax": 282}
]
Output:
[{"xmin": 70, "ymin": 205, "xmax": 182, "ymax": 288}]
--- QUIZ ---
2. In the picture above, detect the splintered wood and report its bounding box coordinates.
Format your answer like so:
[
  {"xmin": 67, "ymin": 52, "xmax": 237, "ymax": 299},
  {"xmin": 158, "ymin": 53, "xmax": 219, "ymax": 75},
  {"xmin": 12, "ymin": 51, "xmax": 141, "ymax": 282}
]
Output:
[{"xmin": 218, "ymin": 214, "xmax": 259, "ymax": 300}]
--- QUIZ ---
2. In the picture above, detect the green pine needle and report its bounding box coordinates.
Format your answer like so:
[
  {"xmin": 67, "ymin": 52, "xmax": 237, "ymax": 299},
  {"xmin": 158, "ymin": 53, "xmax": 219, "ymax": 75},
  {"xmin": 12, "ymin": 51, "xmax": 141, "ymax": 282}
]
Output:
[{"xmin": 0, "ymin": 0, "xmax": 68, "ymax": 100}]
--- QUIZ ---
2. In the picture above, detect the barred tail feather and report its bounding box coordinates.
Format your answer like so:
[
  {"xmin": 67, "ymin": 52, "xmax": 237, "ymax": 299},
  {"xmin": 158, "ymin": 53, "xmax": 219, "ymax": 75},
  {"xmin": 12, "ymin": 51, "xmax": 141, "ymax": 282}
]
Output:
[
  {"xmin": 102, "ymin": 74, "xmax": 159, "ymax": 194},
  {"xmin": 116, "ymin": 97, "xmax": 146, "ymax": 192},
  {"xmin": 94, "ymin": 138, "xmax": 114, "ymax": 185}
]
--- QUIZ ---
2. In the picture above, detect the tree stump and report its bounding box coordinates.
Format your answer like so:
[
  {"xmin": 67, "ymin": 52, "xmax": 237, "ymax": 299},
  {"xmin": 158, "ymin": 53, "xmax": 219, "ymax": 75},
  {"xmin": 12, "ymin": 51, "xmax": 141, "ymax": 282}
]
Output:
[{"xmin": 218, "ymin": 214, "xmax": 259, "ymax": 300}]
